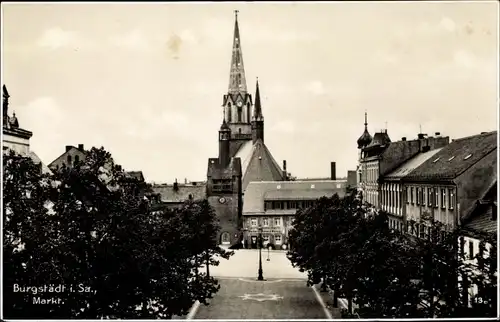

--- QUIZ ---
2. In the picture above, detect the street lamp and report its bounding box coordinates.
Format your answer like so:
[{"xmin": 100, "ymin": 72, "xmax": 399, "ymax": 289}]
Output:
[{"xmin": 257, "ymin": 225, "xmax": 264, "ymax": 281}]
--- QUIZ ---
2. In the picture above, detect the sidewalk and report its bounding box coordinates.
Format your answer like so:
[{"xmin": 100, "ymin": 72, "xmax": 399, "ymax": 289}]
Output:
[{"xmin": 312, "ymin": 284, "xmax": 342, "ymax": 319}]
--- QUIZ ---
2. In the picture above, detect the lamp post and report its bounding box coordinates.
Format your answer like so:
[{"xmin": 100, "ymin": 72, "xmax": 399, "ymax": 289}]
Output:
[
  {"xmin": 267, "ymin": 245, "xmax": 270, "ymax": 261},
  {"xmin": 257, "ymin": 226, "xmax": 264, "ymax": 281}
]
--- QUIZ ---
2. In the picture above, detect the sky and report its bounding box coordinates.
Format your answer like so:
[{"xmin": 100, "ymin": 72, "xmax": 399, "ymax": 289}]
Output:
[{"xmin": 1, "ymin": 1, "xmax": 498, "ymax": 184}]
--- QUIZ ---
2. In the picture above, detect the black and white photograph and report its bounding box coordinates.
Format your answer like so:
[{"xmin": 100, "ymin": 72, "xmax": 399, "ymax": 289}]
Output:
[{"xmin": 1, "ymin": 1, "xmax": 498, "ymax": 320}]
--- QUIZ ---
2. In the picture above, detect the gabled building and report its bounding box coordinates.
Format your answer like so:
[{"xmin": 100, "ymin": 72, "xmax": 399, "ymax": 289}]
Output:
[
  {"xmin": 358, "ymin": 121, "xmax": 450, "ymax": 208},
  {"xmin": 401, "ymin": 131, "xmax": 497, "ymax": 236},
  {"xmin": 206, "ymin": 12, "xmax": 285, "ymax": 246},
  {"xmin": 242, "ymin": 178, "xmax": 347, "ymax": 249},
  {"xmin": 2, "ymin": 85, "xmax": 51, "ymax": 174},
  {"xmin": 381, "ymin": 147, "xmax": 444, "ymax": 231}
]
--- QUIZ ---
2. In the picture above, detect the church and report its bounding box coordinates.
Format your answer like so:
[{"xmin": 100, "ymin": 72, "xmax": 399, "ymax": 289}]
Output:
[{"xmin": 206, "ymin": 11, "xmax": 285, "ymax": 246}]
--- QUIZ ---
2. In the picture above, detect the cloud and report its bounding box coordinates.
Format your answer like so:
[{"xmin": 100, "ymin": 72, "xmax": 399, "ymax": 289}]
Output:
[
  {"xmin": 305, "ymin": 81, "xmax": 326, "ymax": 96},
  {"xmin": 110, "ymin": 29, "xmax": 149, "ymax": 51},
  {"xmin": 36, "ymin": 28, "xmax": 79, "ymax": 50}
]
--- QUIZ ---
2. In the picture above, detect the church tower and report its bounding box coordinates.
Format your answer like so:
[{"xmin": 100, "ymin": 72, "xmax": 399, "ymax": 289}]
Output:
[
  {"xmin": 251, "ymin": 78, "xmax": 264, "ymax": 143},
  {"xmin": 222, "ymin": 10, "xmax": 253, "ymax": 144},
  {"xmin": 219, "ymin": 117, "xmax": 231, "ymax": 166}
]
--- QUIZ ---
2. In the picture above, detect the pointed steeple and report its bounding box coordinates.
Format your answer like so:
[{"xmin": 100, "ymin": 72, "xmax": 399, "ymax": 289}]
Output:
[
  {"xmin": 253, "ymin": 78, "xmax": 263, "ymax": 121},
  {"xmin": 228, "ymin": 10, "xmax": 247, "ymax": 94},
  {"xmin": 357, "ymin": 111, "xmax": 372, "ymax": 149}
]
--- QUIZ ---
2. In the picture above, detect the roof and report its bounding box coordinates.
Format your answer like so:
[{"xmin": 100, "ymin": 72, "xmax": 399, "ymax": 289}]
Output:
[
  {"xmin": 365, "ymin": 131, "xmax": 391, "ymax": 149},
  {"xmin": 152, "ymin": 183, "xmax": 207, "ymax": 203},
  {"xmin": 234, "ymin": 139, "xmax": 284, "ymax": 192},
  {"xmin": 243, "ymin": 180, "xmax": 347, "ymax": 214},
  {"xmin": 404, "ymin": 131, "xmax": 497, "ymax": 182},
  {"xmin": 463, "ymin": 182, "xmax": 497, "ymax": 235},
  {"xmin": 207, "ymin": 157, "xmax": 242, "ymax": 178},
  {"xmin": 125, "ymin": 171, "xmax": 145, "ymax": 182},
  {"xmin": 29, "ymin": 151, "xmax": 53, "ymax": 175},
  {"xmin": 385, "ymin": 148, "xmax": 443, "ymax": 179}
]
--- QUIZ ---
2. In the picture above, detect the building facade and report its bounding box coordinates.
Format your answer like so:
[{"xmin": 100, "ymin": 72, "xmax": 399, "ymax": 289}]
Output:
[
  {"xmin": 381, "ymin": 148, "xmax": 443, "ymax": 232},
  {"xmin": 401, "ymin": 131, "xmax": 497, "ymax": 235},
  {"xmin": 2, "ymin": 85, "xmax": 51, "ymax": 174},
  {"xmin": 242, "ymin": 178, "xmax": 347, "ymax": 249},
  {"xmin": 206, "ymin": 12, "xmax": 284, "ymax": 246},
  {"xmin": 359, "ymin": 126, "xmax": 450, "ymax": 209}
]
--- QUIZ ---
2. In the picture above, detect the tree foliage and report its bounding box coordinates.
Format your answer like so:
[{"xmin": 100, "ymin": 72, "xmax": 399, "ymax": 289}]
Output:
[
  {"xmin": 286, "ymin": 191, "xmax": 496, "ymax": 319},
  {"xmin": 3, "ymin": 147, "xmax": 232, "ymax": 319}
]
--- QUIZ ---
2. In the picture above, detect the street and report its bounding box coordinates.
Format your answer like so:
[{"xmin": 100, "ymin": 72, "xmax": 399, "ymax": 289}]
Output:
[{"xmin": 188, "ymin": 249, "xmax": 333, "ymax": 319}]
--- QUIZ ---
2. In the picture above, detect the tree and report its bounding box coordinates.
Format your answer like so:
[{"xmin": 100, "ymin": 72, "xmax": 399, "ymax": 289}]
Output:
[
  {"xmin": 405, "ymin": 212, "xmax": 465, "ymax": 318},
  {"xmin": 3, "ymin": 147, "xmax": 230, "ymax": 319}
]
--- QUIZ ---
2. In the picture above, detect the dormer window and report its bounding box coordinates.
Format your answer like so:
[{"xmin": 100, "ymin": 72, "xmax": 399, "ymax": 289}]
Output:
[
  {"xmin": 464, "ymin": 154, "xmax": 472, "ymax": 160},
  {"xmin": 432, "ymin": 157, "xmax": 440, "ymax": 163},
  {"xmin": 448, "ymin": 156, "xmax": 455, "ymax": 161},
  {"xmin": 311, "ymin": 184, "xmax": 315, "ymax": 189}
]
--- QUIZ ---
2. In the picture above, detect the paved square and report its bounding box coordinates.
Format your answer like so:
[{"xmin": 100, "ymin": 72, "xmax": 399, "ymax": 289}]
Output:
[
  {"xmin": 194, "ymin": 278, "xmax": 328, "ymax": 319},
  {"xmin": 189, "ymin": 250, "xmax": 330, "ymax": 319},
  {"xmin": 203, "ymin": 249, "xmax": 308, "ymax": 280}
]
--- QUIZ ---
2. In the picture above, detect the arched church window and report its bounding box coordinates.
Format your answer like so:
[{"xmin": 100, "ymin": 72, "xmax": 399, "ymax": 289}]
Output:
[
  {"xmin": 227, "ymin": 104, "xmax": 232, "ymax": 122},
  {"xmin": 221, "ymin": 232, "xmax": 230, "ymax": 245},
  {"xmin": 238, "ymin": 128, "xmax": 242, "ymax": 134},
  {"xmin": 238, "ymin": 107, "xmax": 242, "ymax": 122},
  {"xmin": 247, "ymin": 103, "xmax": 251, "ymax": 121},
  {"xmin": 67, "ymin": 155, "xmax": 72, "ymax": 164}
]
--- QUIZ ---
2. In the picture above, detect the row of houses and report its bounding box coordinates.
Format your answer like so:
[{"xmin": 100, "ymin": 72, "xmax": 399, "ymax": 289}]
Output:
[{"xmin": 357, "ymin": 122, "xmax": 497, "ymax": 306}]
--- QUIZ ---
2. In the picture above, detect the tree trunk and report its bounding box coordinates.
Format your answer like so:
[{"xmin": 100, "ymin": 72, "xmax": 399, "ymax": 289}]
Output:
[
  {"xmin": 206, "ymin": 252, "xmax": 210, "ymax": 278},
  {"xmin": 321, "ymin": 276, "xmax": 327, "ymax": 292},
  {"xmin": 332, "ymin": 290, "xmax": 338, "ymax": 308},
  {"xmin": 348, "ymin": 297, "xmax": 353, "ymax": 314}
]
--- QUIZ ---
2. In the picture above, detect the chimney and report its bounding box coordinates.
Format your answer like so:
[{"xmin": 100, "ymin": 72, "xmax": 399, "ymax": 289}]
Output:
[
  {"xmin": 65, "ymin": 145, "xmax": 72, "ymax": 152},
  {"xmin": 184, "ymin": 178, "xmax": 187, "ymax": 184},
  {"xmin": 173, "ymin": 178, "xmax": 179, "ymax": 191},
  {"xmin": 417, "ymin": 133, "xmax": 426, "ymax": 140},
  {"xmin": 401, "ymin": 137, "xmax": 407, "ymax": 141},
  {"xmin": 283, "ymin": 160, "xmax": 287, "ymax": 181},
  {"xmin": 435, "ymin": 132, "xmax": 441, "ymax": 137},
  {"xmin": 331, "ymin": 162, "xmax": 336, "ymax": 181},
  {"xmin": 78, "ymin": 144, "xmax": 84, "ymax": 151}
]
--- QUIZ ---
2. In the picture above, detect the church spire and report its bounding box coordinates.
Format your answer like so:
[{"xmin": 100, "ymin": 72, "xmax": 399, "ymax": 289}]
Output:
[
  {"xmin": 228, "ymin": 10, "xmax": 247, "ymax": 94},
  {"xmin": 253, "ymin": 78, "xmax": 263, "ymax": 121}
]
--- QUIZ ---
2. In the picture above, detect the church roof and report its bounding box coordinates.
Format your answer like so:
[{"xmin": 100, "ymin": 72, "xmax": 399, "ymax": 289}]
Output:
[{"xmin": 234, "ymin": 139, "xmax": 284, "ymax": 192}]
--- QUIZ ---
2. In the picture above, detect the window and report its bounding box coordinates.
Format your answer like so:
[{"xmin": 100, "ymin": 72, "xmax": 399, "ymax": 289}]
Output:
[
  {"xmin": 238, "ymin": 128, "xmax": 242, "ymax": 134},
  {"xmin": 432, "ymin": 157, "xmax": 440, "ymax": 163},
  {"xmin": 277, "ymin": 185, "xmax": 281, "ymax": 189},
  {"xmin": 67, "ymin": 155, "xmax": 72, "ymax": 164},
  {"xmin": 449, "ymin": 189, "xmax": 455, "ymax": 209},
  {"xmin": 441, "ymin": 189, "xmax": 446, "ymax": 209},
  {"xmin": 406, "ymin": 188, "xmax": 410, "ymax": 204},
  {"xmin": 311, "ymin": 184, "xmax": 315, "ymax": 189},
  {"xmin": 227, "ymin": 105, "xmax": 232, "ymax": 122},
  {"xmin": 263, "ymin": 218, "xmax": 269, "ymax": 226},
  {"xmin": 428, "ymin": 188, "xmax": 432, "ymax": 207},
  {"xmin": 448, "ymin": 156, "xmax": 455, "ymax": 161},
  {"xmin": 237, "ymin": 107, "xmax": 242, "ymax": 122},
  {"xmin": 289, "ymin": 201, "xmax": 296, "ymax": 209},
  {"xmin": 275, "ymin": 235, "xmax": 282, "ymax": 245},
  {"xmin": 464, "ymin": 154, "xmax": 472, "ymax": 160},
  {"xmin": 263, "ymin": 235, "xmax": 270, "ymax": 244},
  {"xmin": 410, "ymin": 187, "xmax": 414, "ymax": 204},
  {"xmin": 264, "ymin": 201, "xmax": 272, "ymax": 211},
  {"xmin": 434, "ymin": 189, "xmax": 439, "ymax": 208},
  {"xmin": 416, "ymin": 188, "xmax": 420, "ymax": 205},
  {"xmin": 274, "ymin": 218, "xmax": 281, "ymax": 226},
  {"xmin": 221, "ymin": 232, "xmax": 230, "ymax": 245},
  {"xmin": 251, "ymin": 218, "xmax": 257, "ymax": 226},
  {"xmin": 75, "ymin": 155, "xmax": 80, "ymax": 164},
  {"xmin": 469, "ymin": 240, "xmax": 475, "ymax": 260}
]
